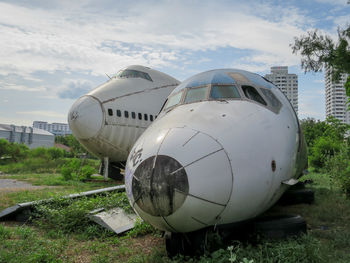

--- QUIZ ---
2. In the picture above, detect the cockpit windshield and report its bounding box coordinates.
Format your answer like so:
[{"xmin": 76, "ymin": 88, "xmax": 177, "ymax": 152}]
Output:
[
  {"xmin": 164, "ymin": 90, "xmax": 184, "ymax": 110},
  {"xmin": 115, "ymin": 69, "xmax": 153, "ymax": 81},
  {"xmin": 162, "ymin": 83, "xmax": 281, "ymax": 114},
  {"xmin": 210, "ymin": 85, "xmax": 241, "ymax": 99},
  {"xmin": 184, "ymin": 86, "xmax": 208, "ymax": 103}
]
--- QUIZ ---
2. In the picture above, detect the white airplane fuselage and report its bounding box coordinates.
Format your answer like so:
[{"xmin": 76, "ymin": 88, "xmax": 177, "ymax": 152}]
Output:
[
  {"xmin": 68, "ymin": 65, "xmax": 180, "ymax": 165},
  {"xmin": 125, "ymin": 69, "xmax": 307, "ymax": 233}
]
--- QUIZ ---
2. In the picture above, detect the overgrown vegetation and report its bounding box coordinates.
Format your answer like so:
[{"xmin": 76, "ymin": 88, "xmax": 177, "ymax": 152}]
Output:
[
  {"xmin": 301, "ymin": 116, "xmax": 350, "ymax": 197},
  {"xmin": 33, "ymin": 192, "xmax": 132, "ymax": 237},
  {"xmin": 291, "ymin": 25, "xmax": 350, "ymax": 105},
  {"xmin": 1, "ymin": 118, "xmax": 350, "ymax": 262},
  {"xmin": 0, "ymin": 137, "xmax": 99, "ymax": 181}
]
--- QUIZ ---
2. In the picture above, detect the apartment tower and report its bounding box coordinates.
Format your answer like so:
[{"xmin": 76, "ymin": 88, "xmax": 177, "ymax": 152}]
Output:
[
  {"xmin": 325, "ymin": 67, "xmax": 350, "ymax": 124},
  {"xmin": 264, "ymin": 66, "xmax": 298, "ymax": 114}
]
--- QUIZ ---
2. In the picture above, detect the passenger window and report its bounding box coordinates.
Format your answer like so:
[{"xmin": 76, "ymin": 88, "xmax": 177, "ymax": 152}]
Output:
[
  {"xmin": 144, "ymin": 114, "xmax": 148, "ymax": 121},
  {"xmin": 210, "ymin": 85, "xmax": 240, "ymax": 99},
  {"xmin": 131, "ymin": 112, "xmax": 136, "ymax": 119},
  {"xmin": 108, "ymin": 109, "xmax": 113, "ymax": 116},
  {"xmin": 260, "ymin": 89, "xmax": 282, "ymax": 112},
  {"xmin": 242, "ymin": 86, "xmax": 267, "ymax": 106},
  {"xmin": 184, "ymin": 86, "xmax": 208, "ymax": 104},
  {"xmin": 138, "ymin": 113, "xmax": 142, "ymax": 120},
  {"xmin": 150, "ymin": 115, "xmax": 153, "ymax": 122},
  {"xmin": 124, "ymin": 111, "xmax": 129, "ymax": 118},
  {"xmin": 116, "ymin": 110, "xmax": 121, "ymax": 117},
  {"xmin": 164, "ymin": 91, "xmax": 184, "ymax": 110}
]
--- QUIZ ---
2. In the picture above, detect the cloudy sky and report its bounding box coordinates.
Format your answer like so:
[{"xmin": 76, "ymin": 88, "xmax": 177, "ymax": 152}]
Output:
[{"xmin": 0, "ymin": 0, "xmax": 349, "ymax": 126}]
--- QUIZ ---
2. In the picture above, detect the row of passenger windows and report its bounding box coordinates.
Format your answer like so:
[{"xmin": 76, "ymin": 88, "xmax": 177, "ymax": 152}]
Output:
[
  {"xmin": 164, "ymin": 84, "xmax": 282, "ymax": 113},
  {"xmin": 107, "ymin": 108, "xmax": 155, "ymax": 122}
]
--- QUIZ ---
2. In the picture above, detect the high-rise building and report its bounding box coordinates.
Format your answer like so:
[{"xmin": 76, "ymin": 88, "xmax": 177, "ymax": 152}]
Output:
[
  {"xmin": 264, "ymin": 66, "xmax": 298, "ymax": 114},
  {"xmin": 325, "ymin": 67, "xmax": 350, "ymax": 124},
  {"xmin": 33, "ymin": 121, "xmax": 72, "ymax": 136}
]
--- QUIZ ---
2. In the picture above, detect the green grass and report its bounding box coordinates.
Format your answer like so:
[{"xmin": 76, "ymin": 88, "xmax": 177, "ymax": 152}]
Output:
[
  {"xmin": 0, "ymin": 173, "xmax": 120, "ymax": 211},
  {"xmin": 0, "ymin": 171, "xmax": 349, "ymax": 262}
]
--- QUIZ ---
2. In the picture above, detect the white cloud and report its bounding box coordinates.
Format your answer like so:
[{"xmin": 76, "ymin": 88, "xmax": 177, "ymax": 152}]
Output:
[
  {"xmin": 0, "ymin": 1, "xmax": 311, "ymax": 79},
  {"xmin": 0, "ymin": 82, "xmax": 46, "ymax": 92},
  {"xmin": 16, "ymin": 110, "xmax": 65, "ymax": 118}
]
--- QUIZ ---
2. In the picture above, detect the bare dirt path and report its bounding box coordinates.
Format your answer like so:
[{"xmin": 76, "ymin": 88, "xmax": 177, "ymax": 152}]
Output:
[{"xmin": 0, "ymin": 178, "xmax": 52, "ymax": 192}]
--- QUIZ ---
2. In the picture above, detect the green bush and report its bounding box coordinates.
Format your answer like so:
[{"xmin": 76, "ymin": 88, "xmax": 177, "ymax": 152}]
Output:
[
  {"xmin": 29, "ymin": 147, "xmax": 49, "ymax": 159},
  {"xmin": 47, "ymin": 147, "xmax": 64, "ymax": 159},
  {"xmin": 60, "ymin": 158, "xmax": 80, "ymax": 181},
  {"xmin": 309, "ymin": 136, "xmax": 341, "ymax": 170},
  {"xmin": 325, "ymin": 149, "xmax": 350, "ymax": 198},
  {"xmin": 80, "ymin": 165, "xmax": 97, "ymax": 180},
  {"xmin": 0, "ymin": 139, "xmax": 29, "ymax": 162}
]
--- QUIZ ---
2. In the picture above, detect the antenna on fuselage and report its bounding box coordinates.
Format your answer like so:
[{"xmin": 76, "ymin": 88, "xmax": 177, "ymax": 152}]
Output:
[{"xmin": 105, "ymin": 73, "xmax": 112, "ymax": 80}]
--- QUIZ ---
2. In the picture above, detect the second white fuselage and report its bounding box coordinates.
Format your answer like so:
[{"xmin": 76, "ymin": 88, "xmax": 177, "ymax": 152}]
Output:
[{"xmin": 68, "ymin": 65, "xmax": 180, "ymax": 162}]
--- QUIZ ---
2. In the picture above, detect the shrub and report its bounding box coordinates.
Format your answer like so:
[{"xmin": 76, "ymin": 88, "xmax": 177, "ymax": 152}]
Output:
[
  {"xmin": 47, "ymin": 147, "xmax": 64, "ymax": 159},
  {"xmin": 309, "ymin": 136, "xmax": 341, "ymax": 170},
  {"xmin": 29, "ymin": 147, "xmax": 49, "ymax": 159},
  {"xmin": 79, "ymin": 165, "xmax": 97, "ymax": 180},
  {"xmin": 325, "ymin": 149, "xmax": 350, "ymax": 198},
  {"xmin": 0, "ymin": 139, "xmax": 29, "ymax": 162},
  {"xmin": 60, "ymin": 158, "xmax": 81, "ymax": 181}
]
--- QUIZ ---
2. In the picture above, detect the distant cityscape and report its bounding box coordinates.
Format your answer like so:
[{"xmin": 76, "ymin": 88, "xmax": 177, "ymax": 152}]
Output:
[
  {"xmin": 32, "ymin": 121, "xmax": 72, "ymax": 136},
  {"xmin": 0, "ymin": 66, "xmax": 349, "ymax": 149}
]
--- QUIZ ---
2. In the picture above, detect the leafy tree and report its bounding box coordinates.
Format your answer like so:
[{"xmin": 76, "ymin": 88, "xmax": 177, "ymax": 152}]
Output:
[
  {"xmin": 0, "ymin": 139, "xmax": 11, "ymax": 158},
  {"xmin": 291, "ymin": 25, "xmax": 350, "ymax": 79},
  {"xmin": 302, "ymin": 117, "xmax": 350, "ymax": 170},
  {"xmin": 291, "ymin": 25, "xmax": 350, "ymax": 105},
  {"xmin": 301, "ymin": 118, "xmax": 328, "ymax": 148},
  {"xmin": 55, "ymin": 135, "xmax": 86, "ymax": 157}
]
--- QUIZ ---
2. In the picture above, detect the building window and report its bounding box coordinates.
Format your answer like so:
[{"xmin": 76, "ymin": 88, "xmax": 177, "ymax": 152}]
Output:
[
  {"xmin": 150, "ymin": 115, "xmax": 153, "ymax": 121},
  {"xmin": 144, "ymin": 114, "xmax": 148, "ymax": 121},
  {"xmin": 138, "ymin": 113, "xmax": 142, "ymax": 120},
  {"xmin": 124, "ymin": 111, "xmax": 129, "ymax": 118},
  {"xmin": 116, "ymin": 110, "xmax": 121, "ymax": 117},
  {"xmin": 108, "ymin": 109, "xmax": 113, "ymax": 116},
  {"xmin": 132, "ymin": 112, "xmax": 136, "ymax": 119}
]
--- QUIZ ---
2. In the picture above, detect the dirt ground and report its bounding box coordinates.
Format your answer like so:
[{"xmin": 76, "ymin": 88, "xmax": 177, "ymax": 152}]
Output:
[{"xmin": 0, "ymin": 178, "xmax": 49, "ymax": 192}]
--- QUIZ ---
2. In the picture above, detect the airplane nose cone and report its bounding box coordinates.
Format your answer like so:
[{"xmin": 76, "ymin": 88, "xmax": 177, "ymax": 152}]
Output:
[
  {"xmin": 132, "ymin": 155, "xmax": 189, "ymax": 217},
  {"xmin": 127, "ymin": 127, "xmax": 233, "ymax": 232},
  {"xmin": 68, "ymin": 95, "xmax": 104, "ymax": 139}
]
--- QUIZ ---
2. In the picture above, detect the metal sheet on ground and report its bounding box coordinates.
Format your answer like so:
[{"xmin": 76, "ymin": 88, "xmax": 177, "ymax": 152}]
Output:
[{"xmin": 88, "ymin": 207, "xmax": 140, "ymax": 234}]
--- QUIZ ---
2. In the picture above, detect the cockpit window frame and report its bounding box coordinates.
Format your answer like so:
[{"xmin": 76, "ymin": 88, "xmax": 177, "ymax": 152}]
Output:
[
  {"xmin": 209, "ymin": 84, "xmax": 242, "ymax": 101},
  {"xmin": 241, "ymin": 85, "xmax": 268, "ymax": 106},
  {"xmin": 163, "ymin": 90, "xmax": 185, "ymax": 111},
  {"xmin": 114, "ymin": 69, "xmax": 153, "ymax": 82},
  {"xmin": 161, "ymin": 82, "xmax": 282, "ymax": 115},
  {"xmin": 183, "ymin": 85, "xmax": 210, "ymax": 105}
]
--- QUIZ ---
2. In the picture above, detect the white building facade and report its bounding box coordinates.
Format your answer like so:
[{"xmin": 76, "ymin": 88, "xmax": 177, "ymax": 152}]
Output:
[
  {"xmin": 325, "ymin": 67, "xmax": 350, "ymax": 124},
  {"xmin": 265, "ymin": 66, "xmax": 298, "ymax": 114},
  {"xmin": 33, "ymin": 121, "xmax": 72, "ymax": 136}
]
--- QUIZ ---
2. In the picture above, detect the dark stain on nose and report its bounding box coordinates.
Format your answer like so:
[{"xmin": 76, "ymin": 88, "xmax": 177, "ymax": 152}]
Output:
[{"xmin": 132, "ymin": 155, "xmax": 189, "ymax": 217}]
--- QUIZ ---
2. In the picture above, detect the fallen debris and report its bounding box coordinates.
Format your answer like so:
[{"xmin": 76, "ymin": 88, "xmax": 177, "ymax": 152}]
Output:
[
  {"xmin": 88, "ymin": 207, "xmax": 139, "ymax": 234},
  {"xmin": 0, "ymin": 185, "xmax": 125, "ymax": 221}
]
